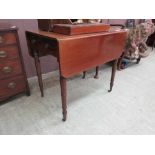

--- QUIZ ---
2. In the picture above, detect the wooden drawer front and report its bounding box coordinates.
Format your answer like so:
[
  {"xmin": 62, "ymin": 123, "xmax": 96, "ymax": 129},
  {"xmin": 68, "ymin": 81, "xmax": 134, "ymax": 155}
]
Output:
[
  {"xmin": 0, "ymin": 75, "xmax": 26, "ymax": 98},
  {"xmin": 0, "ymin": 46, "xmax": 19, "ymax": 60},
  {"xmin": 0, "ymin": 32, "xmax": 16, "ymax": 45},
  {"xmin": 0, "ymin": 59, "xmax": 22, "ymax": 79}
]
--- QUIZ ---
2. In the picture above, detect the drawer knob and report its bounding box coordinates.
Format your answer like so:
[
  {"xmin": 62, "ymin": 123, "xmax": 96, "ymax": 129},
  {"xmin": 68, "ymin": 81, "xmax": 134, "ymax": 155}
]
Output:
[
  {"xmin": 8, "ymin": 82, "xmax": 16, "ymax": 89},
  {"xmin": 0, "ymin": 36, "xmax": 3, "ymax": 44},
  {"xmin": 2, "ymin": 66, "xmax": 12, "ymax": 73},
  {"xmin": 0, "ymin": 51, "xmax": 7, "ymax": 58}
]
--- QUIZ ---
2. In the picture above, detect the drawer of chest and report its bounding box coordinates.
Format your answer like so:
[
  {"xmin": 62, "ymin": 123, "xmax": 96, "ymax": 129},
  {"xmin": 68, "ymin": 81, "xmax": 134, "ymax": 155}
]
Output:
[
  {"xmin": 0, "ymin": 32, "xmax": 17, "ymax": 45},
  {"xmin": 0, "ymin": 58, "xmax": 22, "ymax": 79},
  {"xmin": 0, "ymin": 75, "xmax": 26, "ymax": 98},
  {"xmin": 0, "ymin": 45, "xmax": 19, "ymax": 60}
]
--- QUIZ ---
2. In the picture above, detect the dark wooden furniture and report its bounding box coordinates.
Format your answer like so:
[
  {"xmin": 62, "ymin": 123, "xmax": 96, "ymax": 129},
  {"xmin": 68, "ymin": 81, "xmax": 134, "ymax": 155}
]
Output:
[
  {"xmin": 0, "ymin": 23, "xmax": 30, "ymax": 102},
  {"xmin": 52, "ymin": 23, "xmax": 110, "ymax": 35},
  {"xmin": 26, "ymin": 25, "xmax": 127, "ymax": 121},
  {"xmin": 38, "ymin": 19, "xmax": 73, "ymax": 31},
  {"xmin": 146, "ymin": 19, "xmax": 155, "ymax": 50},
  {"xmin": 147, "ymin": 31, "xmax": 155, "ymax": 50}
]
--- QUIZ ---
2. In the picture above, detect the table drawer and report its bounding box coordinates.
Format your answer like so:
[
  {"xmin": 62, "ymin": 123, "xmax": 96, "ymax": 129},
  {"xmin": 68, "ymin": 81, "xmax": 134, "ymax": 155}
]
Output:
[
  {"xmin": 0, "ymin": 32, "xmax": 17, "ymax": 45},
  {"xmin": 0, "ymin": 45, "xmax": 19, "ymax": 60},
  {"xmin": 0, "ymin": 75, "xmax": 26, "ymax": 98},
  {"xmin": 0, "ymin": 58, "xmax": 22, "ymax": 79}
]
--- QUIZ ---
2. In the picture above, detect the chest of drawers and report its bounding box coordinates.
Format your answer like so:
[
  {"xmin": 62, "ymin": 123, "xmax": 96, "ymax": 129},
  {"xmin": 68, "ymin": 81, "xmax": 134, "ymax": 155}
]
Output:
[{"xmin": 0, "ymin": 23, "xmax": 30, "ymax": 102}]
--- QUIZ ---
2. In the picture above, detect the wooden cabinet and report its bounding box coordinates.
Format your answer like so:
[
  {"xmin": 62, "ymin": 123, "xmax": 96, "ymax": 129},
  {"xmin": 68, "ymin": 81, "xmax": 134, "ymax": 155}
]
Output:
[
  {"xmin": 0, "ymin": 23, "xmax": 30, "ymax": 102},
  {"xmin": 146, "ymin": 19, "xmax": 155, "ymax": 47}
]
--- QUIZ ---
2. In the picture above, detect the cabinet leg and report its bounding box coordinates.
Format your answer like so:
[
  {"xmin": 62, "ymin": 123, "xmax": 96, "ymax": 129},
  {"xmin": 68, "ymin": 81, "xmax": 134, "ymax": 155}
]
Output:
[
  {"xmin": 60, "ymin": 76, "xmax": 67, "ymax": 121},
  {"xmin": 34, "ymin": 52, "xmax": 44, "ymax": 97},
  {"xmin": 82, "ymin": 71, "xmax": 86, "ymax": 79},
  {"xmin": 94, "ymin": 66, "xmax": 99, "ymax": 79},
  {"xmin": 108, "ymin": 59, "xmax": 118, "ymax": 92}
]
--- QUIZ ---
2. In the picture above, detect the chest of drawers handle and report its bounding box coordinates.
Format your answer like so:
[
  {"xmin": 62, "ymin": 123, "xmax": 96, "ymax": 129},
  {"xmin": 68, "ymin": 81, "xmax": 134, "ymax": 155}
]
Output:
[
  {"xmin": 0, "ymin": 51, "xmax": 7, "ymax": 58},
  {"xmin": 8, "ymin": 82, "xmax": 16, "ymax": 89},
  {"xmin": 2, "ymin": 66, "xmax": 12, "ymax": 73}
]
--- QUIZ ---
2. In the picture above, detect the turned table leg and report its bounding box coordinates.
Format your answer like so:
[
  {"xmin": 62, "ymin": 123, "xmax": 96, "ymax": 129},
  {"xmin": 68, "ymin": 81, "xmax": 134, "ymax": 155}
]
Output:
[
  {"xmin": 108, "ymin": 59, "xmax": 118, "ymax": 92},
  {"xmin": 94, "ymin": 66, "xmax": 99, "ymax": 79},
  {"xmin": 34, "ymin": 52, "xmax": 44, "ymax": 97},
  {"xmin": 82, "ymin": 71, "xmax": 86, "ymax": 79},
  {"xmin": 60, "ymin": 76, "xmax": 67, "ymax": 121}
]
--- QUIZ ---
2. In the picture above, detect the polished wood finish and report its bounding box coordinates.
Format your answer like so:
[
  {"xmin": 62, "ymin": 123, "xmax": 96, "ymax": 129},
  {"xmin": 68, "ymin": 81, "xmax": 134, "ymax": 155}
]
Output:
[
  {"xmin": 82, "ymin": 71, "xmax": 86, "ymax": 79},
  {"xmin": 60, "ymin": 76, "xmax": 67, "ymax": 121},
  {"xmin": 0, "ymin": 32, "xmax": 17, "ymax": 45},
  {"xmin": 94, "ymin": 66, "xmax": 99, "ymax": 79},
  {"xmin": 0, "ymin": 23, "xmax": 30, "ymax": 102},
  {"xmin": 52, "ymin": 23, "xmax": 110, "ymax": 35},
  {"xmin": 26, "ymin": 28, "xmax": 127, "ymax": 121},
  {"xmin": 38, "ymin": 19, "xmax": 73, "ymax": 31},
  {"xmin": 58, "ymin": 32, "xmax": 126, "ymax": 78},
  {"xmin": 0, "ymin": 59, "xmax": 22, "ymax": 79},
  {"xmin": 0, "ymin": 75, "xmax": 26, "ymax": 99},
  {"xmin": 108, "ymin": 59, "xmax": 118, "ymax": 92},
  {"xmin": 0, "ymin": 46, "xmax": 19, "ymax": 60},
  {"xmin": 34, "ymin": 52, "xmax": 44, "ymax": 97}
]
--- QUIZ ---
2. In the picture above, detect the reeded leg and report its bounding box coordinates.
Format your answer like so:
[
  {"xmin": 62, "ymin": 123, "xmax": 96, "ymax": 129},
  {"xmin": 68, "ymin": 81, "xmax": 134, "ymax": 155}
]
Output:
[
  {"xmin": 34, "ymin": 52, "xmax": 44, "ymax": 97},
  {"xmin": 82, "ymin": 71, "xmax": 86, "ymax": 79},
  {"xmin": 94, "ymin": 66, "xmax": 99, "ymax": 79},
  {"xmin": 108, "ymin": 59, "xmax": 118, "ymax": 92},
  {"xmin": 60, "ymin": 76, "xmax": 67, "ymax": 121}
]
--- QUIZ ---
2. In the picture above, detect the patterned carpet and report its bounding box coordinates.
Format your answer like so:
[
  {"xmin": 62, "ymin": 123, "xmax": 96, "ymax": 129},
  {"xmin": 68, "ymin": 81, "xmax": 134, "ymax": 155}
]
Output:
[{"xmin": 0, "ymin": 48, "xmax": 155, "ymax": 134}]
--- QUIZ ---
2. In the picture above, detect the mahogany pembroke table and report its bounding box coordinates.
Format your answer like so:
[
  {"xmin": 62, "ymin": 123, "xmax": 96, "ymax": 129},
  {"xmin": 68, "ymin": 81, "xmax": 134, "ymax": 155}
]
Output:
[{"xmin": 26, "ymin": 25, "xmax": 127, "ymax": 121}]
